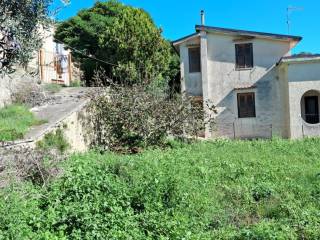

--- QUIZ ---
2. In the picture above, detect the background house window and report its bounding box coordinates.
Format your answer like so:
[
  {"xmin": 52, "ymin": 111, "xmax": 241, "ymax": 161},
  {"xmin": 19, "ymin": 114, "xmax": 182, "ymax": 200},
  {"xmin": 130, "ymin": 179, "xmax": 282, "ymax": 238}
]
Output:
[
  {"xmin": 237, "ymin": 92, "xmax": 256, "ymax": 118},
  {"xmin": 235, "ymin": 43, "xmax": 253, "ymax": 69},
  {"xmin": 188, "ymin": 47, "xmax": 201, "ymax": 73}
]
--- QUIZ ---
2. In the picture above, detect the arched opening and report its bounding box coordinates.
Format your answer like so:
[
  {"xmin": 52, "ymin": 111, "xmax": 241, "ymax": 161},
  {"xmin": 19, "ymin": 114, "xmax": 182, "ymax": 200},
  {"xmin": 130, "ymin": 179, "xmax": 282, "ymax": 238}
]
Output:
[{"xmin": 301, "ymin": 90, "xmax": 320, "ymax": 124}]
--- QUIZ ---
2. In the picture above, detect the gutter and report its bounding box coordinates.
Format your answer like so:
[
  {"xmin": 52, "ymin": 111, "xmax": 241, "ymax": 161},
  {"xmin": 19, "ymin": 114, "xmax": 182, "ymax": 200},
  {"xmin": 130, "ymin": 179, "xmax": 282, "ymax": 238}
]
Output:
[{"xmin": 279, "ymin": 56, "xmax": 320, "ymax": 65}]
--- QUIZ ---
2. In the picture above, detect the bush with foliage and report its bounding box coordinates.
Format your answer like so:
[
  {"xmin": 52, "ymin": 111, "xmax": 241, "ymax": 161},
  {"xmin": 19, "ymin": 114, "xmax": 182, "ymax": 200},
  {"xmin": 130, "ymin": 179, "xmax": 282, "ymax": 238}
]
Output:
[
  {"xmin": 1, "ymin": 139, "xmax": 320, "ymax": 239},
  {"xmin": 87, "ymin": 81, "xmax": 215, "ymax": 153},
  {"xmin": 54, "ymin": 0, "xmax": 178, "ymax": 86}
]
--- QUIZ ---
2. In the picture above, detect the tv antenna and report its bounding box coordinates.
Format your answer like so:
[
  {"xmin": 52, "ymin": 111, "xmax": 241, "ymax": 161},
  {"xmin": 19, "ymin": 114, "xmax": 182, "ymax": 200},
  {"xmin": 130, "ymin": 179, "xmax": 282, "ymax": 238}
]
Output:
[{"xmin": 287, "ymin": 6, "xmax": 303, "ymax": 34}]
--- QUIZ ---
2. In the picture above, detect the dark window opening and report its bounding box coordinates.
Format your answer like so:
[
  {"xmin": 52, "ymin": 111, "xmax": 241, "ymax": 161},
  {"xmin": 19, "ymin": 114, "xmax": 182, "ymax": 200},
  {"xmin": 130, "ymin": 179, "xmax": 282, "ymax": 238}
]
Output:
[
  {"xmin": 237, "ymin": 92, "xmax": 256, "ymax": 118},
  {"xmin": 304, "ymin": 96, "xmax": 319, "ymax": 124},
  {"xmin": 188, "ymin": 47, "xmax": 201, "ymax": 73},
  {"xmin": 235, "ymin": 43, "xmax": 253, "ymax": 69}
]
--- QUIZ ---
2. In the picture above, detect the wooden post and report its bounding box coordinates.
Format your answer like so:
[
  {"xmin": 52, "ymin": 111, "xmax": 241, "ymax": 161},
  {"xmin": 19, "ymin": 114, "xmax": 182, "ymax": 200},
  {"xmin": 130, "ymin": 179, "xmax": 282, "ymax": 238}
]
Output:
[
  {"xmin": 68, "ymin": 53, "xmax": 72, "ymax": 85},
  {"xmin": 39, "ymin": 49, "xmax": 45, "ymax": 82}
]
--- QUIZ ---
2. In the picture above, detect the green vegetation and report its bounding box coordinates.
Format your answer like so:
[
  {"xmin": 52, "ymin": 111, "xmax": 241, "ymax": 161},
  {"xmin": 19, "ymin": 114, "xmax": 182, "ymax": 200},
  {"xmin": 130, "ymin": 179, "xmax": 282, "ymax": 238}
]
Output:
[
  {"xmin": 87, "ymin": 85, "xmax": 213, "ymax": 153},
  {"xmin": 1, "ymin": 139, "xmax": 320, "ymax": 239},
  {"xmin": 0, "ymin": 0, "xmax": 53, "ymax": 73},
  {"xmin": 36, "ymin": 128, "xmax": 69, "ymax": 153},
  {"xmin": 0, "ymin": 105, "xmax": 45, "ymax": 141},
  {"xmin": 55, "ymin": 0, "xmax": 178, "ymax": 85},
  {"xmin": 43, "ymin": 83, "xmax": 62, "ymax": 93},
  {"xmin": 69, "ymin": 80, "xmax": 82, "ymax": 87}
]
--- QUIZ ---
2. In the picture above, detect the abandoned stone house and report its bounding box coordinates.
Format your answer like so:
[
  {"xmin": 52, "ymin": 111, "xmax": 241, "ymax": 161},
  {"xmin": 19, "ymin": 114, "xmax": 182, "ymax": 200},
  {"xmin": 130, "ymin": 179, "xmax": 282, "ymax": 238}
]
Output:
[{"xmin": 173, "ymin": 18, "xmax": 320, "ymax": 139}]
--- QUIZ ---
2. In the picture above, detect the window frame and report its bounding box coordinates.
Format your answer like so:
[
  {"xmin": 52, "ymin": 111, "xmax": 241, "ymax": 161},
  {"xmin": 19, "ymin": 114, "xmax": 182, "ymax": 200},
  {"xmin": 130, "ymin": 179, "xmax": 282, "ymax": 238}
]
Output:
[
  {"xmin": 237, "ymin": 92, "xmax": 256, "ymax": 118},
  {"xmin": 188, "ymin": 46, "xmax": 201, "ymax": 73},
  {"xmin": 235, "ymin": 43, "xmax": 254, "ymax": 70}
]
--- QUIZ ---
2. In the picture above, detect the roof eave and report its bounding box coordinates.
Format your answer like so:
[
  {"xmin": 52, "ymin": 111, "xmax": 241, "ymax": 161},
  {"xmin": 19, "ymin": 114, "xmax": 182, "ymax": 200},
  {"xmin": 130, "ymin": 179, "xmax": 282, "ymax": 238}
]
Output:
[
  {"xmin": 195, "ymin": 25, "xmax": 302, "ymax": 42},
  {"xmin": 172, "ymin": 33, "xmax": 200, "ymax": 47},
  {"xmin": 280, "ymin": 57, "xmax": 320, "ymax": 64}
]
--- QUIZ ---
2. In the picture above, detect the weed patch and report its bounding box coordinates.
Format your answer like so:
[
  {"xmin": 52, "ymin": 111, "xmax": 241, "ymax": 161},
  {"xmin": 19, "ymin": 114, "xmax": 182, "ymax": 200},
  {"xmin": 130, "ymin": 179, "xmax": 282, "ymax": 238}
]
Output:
[
  {"xmin": 1, "ymin": 139, "xmax": 320, "ymax": 239},
  {"xmin": 43, "ymin": 83, "xmax": 62, "ymax": 93},
  {"xmin": 0, "ymin": 105, "xmax": 45, "ymax": 141},
  {"xmin": 36, "ymin": 129, "xmax": 69, "ymax": 153}
]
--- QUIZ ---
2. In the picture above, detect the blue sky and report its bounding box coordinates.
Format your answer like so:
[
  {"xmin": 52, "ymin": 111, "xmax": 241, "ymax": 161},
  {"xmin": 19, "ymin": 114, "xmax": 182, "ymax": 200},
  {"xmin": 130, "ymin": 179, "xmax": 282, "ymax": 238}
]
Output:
[{"xmin": 53, "ymin": 0, "xmax": 320, "ymax": 53}]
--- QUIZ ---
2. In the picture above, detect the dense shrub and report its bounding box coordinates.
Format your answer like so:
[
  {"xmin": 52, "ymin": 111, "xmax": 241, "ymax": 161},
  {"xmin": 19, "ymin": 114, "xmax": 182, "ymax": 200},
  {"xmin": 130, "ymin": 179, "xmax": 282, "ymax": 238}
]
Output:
[
  {"xmin": 1, "ymin": 139, "xmax": 320, "ymax": 239},
  {"xmin": 87, "ymin": 84, "xmax": 216, "ymax": 153}
]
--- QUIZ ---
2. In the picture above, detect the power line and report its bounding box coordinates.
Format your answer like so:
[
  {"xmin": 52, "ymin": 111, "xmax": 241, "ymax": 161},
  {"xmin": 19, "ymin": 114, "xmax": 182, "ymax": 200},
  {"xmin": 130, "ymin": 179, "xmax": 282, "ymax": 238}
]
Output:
[
  {"xmin": 54, "ymin": 39, "xmax": 120, "ymax": 67},
  {"xmin": 53, "ymin": 39, "xmax": 159, "ymax": 72}
]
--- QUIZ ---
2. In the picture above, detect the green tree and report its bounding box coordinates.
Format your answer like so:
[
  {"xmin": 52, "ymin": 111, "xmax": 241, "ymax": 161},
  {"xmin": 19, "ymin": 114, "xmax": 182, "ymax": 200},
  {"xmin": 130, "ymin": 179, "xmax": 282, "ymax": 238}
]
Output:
[
  {"xmin": 0, "ymin": 0, "xmax": 70, "ymax": 73},
  {"xmin": 55, "ymin": 0, "xmax": 177, "ymax": 86}
]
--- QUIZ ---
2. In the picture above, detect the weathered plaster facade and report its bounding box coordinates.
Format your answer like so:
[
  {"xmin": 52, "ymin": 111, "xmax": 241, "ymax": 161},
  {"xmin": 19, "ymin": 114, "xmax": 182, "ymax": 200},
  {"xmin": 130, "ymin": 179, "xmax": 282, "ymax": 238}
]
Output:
[
  {"xmin": 174, "ymin": 24, "xmax": 320, "ymax": 139},
  {"xmin": 179, "ymin": 35, "xmax": 202, "ymax": 96},
  {"xmin": 280, "ymin": 59, "xmax": 320, "ymax": 139}
]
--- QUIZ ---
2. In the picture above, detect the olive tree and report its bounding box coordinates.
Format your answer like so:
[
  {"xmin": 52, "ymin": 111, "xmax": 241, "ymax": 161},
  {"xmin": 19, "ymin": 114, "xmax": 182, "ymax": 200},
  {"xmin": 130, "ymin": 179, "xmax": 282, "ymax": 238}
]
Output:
[{"xmin": 0, "ymin": 0, "xmax": 70, "ymax": 73}]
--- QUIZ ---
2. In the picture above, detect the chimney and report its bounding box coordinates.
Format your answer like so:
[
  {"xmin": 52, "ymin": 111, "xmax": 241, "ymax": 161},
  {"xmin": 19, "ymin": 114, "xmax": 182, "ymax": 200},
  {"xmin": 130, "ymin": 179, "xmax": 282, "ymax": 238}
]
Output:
[{"xmin": 201, "ymin": 10, "xmax": 205, "ymax": 25}]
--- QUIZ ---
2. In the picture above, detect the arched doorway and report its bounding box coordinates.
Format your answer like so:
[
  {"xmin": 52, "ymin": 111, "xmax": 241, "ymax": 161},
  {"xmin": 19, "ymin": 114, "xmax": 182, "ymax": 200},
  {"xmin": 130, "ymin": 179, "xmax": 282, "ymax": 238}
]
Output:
[{"xmin": 301, "ymin": 90, "xmax": 320, "ymax": 124}]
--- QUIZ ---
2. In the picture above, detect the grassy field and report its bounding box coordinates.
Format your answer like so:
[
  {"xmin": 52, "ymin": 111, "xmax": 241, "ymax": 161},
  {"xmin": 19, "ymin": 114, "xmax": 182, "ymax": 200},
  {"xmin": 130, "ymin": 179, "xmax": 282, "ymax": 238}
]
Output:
[
  {"xmin": 1, "ymin": 139, "xmax": 320, "ymax": 239},
  {"xmin": 0, "ymin": 104, "xmax": 45, "ymax": 141}
]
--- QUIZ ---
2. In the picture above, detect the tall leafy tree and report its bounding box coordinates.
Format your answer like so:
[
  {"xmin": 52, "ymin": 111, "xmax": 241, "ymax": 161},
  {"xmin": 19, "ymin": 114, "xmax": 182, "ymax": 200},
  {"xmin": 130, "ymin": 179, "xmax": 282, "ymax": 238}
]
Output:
[{"xmin": 55, "ymin": 0, "xmax": 177, "ymax": 86}]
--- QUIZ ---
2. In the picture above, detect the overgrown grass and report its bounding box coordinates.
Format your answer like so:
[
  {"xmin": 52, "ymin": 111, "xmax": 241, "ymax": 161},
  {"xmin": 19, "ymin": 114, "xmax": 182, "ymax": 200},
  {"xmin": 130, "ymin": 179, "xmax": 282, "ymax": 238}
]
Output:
[
  {"xmin": 36, "ymin": 128, "xmax": 69, "ymax": 153},
  {"xmin": 0, "ymin": 104, "xmax": 45, "ymax": 141},
  {"xmin": 1, "ymin": 139, "xmax": 320, "ymax": 239},
  {"xmin": 69, "ymin": 80, "xmax": 82, "ymax": 87},
  {"xmin": 43, "ymin": 83, "xmax": 62, "ymax": 93}
]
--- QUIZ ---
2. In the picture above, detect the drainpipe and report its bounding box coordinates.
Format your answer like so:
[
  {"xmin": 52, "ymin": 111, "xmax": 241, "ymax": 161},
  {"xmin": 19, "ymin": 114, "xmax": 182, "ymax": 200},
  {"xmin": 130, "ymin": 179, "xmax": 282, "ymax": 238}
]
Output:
[{"xmin": 199, "ymin": 10, "xmax": 210, "ymax": 138}]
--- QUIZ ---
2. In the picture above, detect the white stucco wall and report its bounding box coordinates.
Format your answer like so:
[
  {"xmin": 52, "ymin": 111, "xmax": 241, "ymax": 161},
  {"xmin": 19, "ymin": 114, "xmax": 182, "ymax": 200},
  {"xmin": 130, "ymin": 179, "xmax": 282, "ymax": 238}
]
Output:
[
  {"xmin": 179, "ymin": 37, "xmax": 203, "ymax": 96},
  {"xmin": 285, "ymin": 61, "xmax": 320, "ymax": 139},
  {"xmin": 178, "ymin": 32, "xmax": 295, "ymax": 138},
  {"xmin": 177, "ymin": 30, "xmax": 320, "ymax": 139},
  {"xmin": 178, "ymin": 31, "xmax": 294, "ymax": 138},
  {"xmin": 203, "ymin": 33, "xmax": 291, "ymax": 138}
]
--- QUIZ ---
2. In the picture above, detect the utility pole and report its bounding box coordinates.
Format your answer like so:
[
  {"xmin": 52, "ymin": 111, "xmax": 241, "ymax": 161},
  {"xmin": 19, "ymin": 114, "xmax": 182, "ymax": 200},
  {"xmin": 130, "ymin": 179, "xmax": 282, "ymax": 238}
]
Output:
[{"xmin": 287, "ymin": 6, "xmax": 303, "ymax": 34}]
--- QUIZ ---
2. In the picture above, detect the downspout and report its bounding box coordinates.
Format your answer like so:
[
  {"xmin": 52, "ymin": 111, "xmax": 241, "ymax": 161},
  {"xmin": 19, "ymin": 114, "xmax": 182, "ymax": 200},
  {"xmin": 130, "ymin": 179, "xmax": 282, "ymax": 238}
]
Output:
[{"xmin": 199, "ymin": 11, "xmax": 211, "ymax": 138}]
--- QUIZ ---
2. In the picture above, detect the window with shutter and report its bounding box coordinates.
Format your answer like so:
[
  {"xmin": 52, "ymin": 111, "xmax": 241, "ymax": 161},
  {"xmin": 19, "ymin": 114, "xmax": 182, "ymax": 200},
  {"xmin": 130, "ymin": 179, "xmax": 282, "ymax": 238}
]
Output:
[
  {"xmin": 188, "ymin": 47, "xmax": 201, "ymax": 73},
  {"xmin": 235, "ymin": 43, "xmax": 253, "ymax": 69},
  {"xmin": 237, "ymin": 92, "xmax": 256, "ymax": 118}
]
